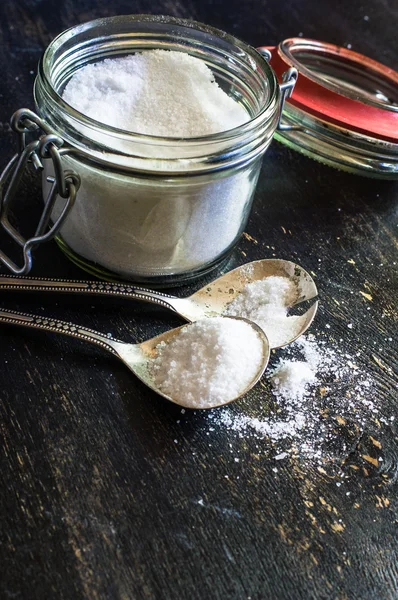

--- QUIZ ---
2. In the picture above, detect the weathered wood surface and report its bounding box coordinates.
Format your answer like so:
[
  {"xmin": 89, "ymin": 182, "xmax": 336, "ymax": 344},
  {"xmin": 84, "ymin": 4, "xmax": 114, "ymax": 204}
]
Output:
[{"xmin": 0, "ymin": 1, "xmax": 397, "ymax": 599}]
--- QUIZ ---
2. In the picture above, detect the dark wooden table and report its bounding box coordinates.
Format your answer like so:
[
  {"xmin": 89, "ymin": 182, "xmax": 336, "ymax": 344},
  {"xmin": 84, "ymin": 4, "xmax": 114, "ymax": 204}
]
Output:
[{"xmin": 0, "ymin": 1, "xmax": 397, "ymax": 599}]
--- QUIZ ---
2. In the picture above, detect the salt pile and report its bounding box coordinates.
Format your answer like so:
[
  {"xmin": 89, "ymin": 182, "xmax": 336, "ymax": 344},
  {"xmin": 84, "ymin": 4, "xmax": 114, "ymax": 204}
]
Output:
[
  {"xmin": 207, "ymin": 334, "xmax": 381, "ymax": 461},
  {"xmin": 63, "ymin": 50, "xmax": 249, "ymax": 137},
  {"xmin": 270, "ymin": 360, "xmax": 317, "ymax": 398},
  {"xmin": 57, "ymin": 49, "xmax": 253, "ymax": 279},
  {"xmin": 152, "ymin": 317, "xmax": 265, "ymax": 409},
  {"xmin": 223, "ymin": 275, "xmax": 303, "ymax": 347}
]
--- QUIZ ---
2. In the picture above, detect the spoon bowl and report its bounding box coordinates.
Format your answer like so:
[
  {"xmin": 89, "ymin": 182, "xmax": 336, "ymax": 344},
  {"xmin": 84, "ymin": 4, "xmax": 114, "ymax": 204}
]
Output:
[
  {"xmin": 122, "ymin": 316, "xmax": 270, "ymax": 409},
  {"xmin": 0, "ymin": 309, "xmax": 270, "ymax": 410},
  {"xmin": 0, "ymin": 258, "xmax": 318, "ymax": 348},
  {"xmin": 172, "ymin": 259, "xmax": 318, "ymax": 346}
]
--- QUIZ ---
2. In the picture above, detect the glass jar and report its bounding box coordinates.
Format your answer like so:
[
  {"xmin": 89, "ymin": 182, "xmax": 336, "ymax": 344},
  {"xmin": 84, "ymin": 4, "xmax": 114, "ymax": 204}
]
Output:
[{"xmin": 24, "ymin": 15, "xmax": 284, "ymax": 285}]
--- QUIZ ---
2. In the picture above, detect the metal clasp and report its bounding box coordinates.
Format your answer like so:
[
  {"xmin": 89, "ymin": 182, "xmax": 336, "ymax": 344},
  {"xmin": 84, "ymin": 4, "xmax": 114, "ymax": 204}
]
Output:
[
  {"xmin": 278, "ymin": 68, "xmax": 299, "ymax": 131},
  {"xmin": 257, "ymin": 49, "xmax": 300, "ymax": 132},
  {"xmin": 0, "ymin": 109, "xmax": 80, "ymax": 275}
]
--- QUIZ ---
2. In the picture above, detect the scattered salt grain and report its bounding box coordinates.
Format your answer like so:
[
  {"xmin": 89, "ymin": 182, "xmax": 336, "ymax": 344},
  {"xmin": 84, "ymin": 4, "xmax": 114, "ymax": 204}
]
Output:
[
  {"xmin": 152, "ymin": 317, "xmax": 265, "ymax": 409},
  {"xmin": 274, "ymin": 452, "xmax": 288, "ymax": 460},
  {"xmin": 208, "ymin": 333, "xmax": 380, "ymax": 461},
  {"xmin": 223, "ymin": 275, "xmax": 302, "ymax": 347}
]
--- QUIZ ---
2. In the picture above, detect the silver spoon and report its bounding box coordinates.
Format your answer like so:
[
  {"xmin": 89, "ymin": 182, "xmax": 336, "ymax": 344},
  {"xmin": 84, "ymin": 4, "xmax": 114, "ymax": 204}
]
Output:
[
  {"xmin": 0, "ymin": 309, "xmax": 270, "ymax": 410},
  {"xmin": 0, "ymin": 259, "xmax": 318, "ymax": 348}
]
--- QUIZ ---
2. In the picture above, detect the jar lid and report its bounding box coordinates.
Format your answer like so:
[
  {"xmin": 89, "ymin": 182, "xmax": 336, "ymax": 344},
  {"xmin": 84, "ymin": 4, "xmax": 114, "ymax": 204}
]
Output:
[{"xmin": 261, "ymin": 38, "xmax": 398, "ymax": 177}]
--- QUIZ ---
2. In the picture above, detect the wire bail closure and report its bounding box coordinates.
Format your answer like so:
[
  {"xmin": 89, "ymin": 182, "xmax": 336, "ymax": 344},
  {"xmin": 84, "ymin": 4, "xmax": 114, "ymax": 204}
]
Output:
[
  {"xmin": 0, "ymin": 109, "xmax": 80, "ymax": 275},
  {"xmin": 257, "ymin": 48, "xmax": 299, "ymax": 132}
]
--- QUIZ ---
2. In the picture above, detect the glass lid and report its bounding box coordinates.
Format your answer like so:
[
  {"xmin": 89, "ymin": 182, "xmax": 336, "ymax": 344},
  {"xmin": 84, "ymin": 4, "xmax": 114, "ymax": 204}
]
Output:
[{"xmin": 261, "ymin": 38, "xmax": 398, "ymax": 178}]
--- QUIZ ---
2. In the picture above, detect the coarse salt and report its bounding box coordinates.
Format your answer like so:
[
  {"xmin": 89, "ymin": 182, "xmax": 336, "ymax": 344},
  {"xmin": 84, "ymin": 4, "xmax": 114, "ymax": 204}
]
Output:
[
  {"xmin": 53, "ymin": 50, "xmax": 255, "ymax": 279},
  {"xmin": 152, "ymin": 317, "xmax": 265, "ymax": 409},
  {"xmin": 207, "ymin": 333, "xmax": 379, "ymax": 461},
  {"xmin": 63, "ymin": 50, "xmax": 248, "ymax": 137},
  {"xmin": 274, "ymin": 452, "xmax": 288, "ymax": 461},
  {"xmin": 270, "ymin": 360, "xmax": 317, "ymax": 399},
  {"xmin": 223, "ymin": 275, "xmax": 302, "ymax": 347}
]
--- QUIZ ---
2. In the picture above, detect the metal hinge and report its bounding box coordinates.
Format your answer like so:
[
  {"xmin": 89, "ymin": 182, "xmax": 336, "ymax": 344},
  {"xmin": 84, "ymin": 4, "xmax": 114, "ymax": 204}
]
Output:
[
  {"xmin": 257, "ymin": 48, "xmax": 300, "ymax": 132},
  {"xmin": 0, "ymin": 108, "xmax": 80, "ymax": 275},
  {"xmin": 278, "ymin": 68, "xmax": 300, "ymax": 131}
]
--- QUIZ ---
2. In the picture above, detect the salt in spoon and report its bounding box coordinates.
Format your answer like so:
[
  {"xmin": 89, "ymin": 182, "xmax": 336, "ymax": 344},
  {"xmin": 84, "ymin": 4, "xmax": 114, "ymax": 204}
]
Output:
[
  {"xmin": 0, "ymin": 259, "xmax": 318, "ymax": 348},
  {"xmin": 0, "ymin": 309, "xmax": 270, "ymax": 409}
]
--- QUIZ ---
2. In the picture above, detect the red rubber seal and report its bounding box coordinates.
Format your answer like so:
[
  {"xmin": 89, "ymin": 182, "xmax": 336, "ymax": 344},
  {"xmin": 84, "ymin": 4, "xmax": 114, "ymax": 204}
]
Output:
[{"xmin": 260, "ymin": 39, "xmax": 398, "ymax": 143}]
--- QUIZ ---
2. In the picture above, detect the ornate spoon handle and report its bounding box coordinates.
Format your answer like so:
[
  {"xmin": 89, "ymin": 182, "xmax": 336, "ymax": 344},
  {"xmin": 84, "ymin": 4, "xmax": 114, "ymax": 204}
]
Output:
[
  {"xmin": 0, "ymin": 307, "xmax": 124, "ymax": 355},
  {"xmin": 0, "ymin": 274, "xmax": 179, "ymax": 312}
]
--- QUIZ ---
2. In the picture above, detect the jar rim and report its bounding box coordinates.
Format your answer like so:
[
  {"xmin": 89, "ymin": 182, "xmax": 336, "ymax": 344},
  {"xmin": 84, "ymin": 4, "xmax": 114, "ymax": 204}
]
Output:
[{"xmin": 37, "ymin": 14, "xmax": 279, "ymax": 145}]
